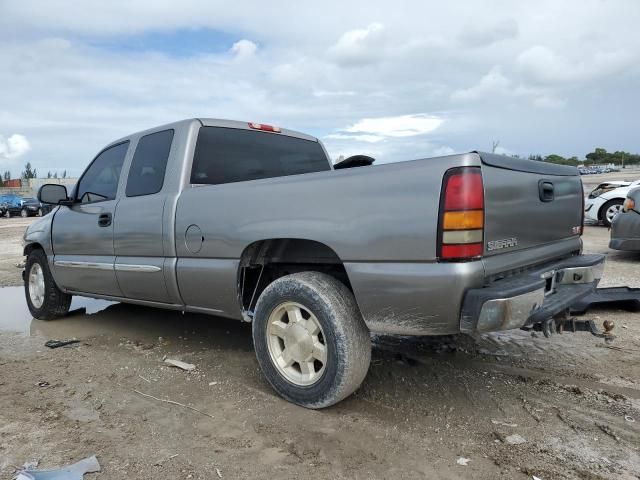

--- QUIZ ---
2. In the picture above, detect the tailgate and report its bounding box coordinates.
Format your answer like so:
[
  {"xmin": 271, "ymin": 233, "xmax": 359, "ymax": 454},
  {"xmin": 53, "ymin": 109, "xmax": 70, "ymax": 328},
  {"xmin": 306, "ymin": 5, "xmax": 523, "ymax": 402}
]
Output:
[{"xmin": 480, "ymin": 152, "xmax": 583, "ymax": 257}]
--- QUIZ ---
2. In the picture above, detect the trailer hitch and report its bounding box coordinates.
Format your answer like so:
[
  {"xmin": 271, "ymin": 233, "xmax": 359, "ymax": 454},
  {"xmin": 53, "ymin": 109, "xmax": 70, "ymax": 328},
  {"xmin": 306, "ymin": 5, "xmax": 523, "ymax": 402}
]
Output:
[{"xmin": 525, "ymin": 313, "xmax": 615, "ymax": 342}]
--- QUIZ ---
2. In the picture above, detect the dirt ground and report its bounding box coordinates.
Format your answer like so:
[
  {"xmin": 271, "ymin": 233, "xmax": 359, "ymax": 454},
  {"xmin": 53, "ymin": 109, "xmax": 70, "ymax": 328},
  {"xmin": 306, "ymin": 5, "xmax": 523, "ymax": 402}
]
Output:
[{"xmin": 1, "ymin": 187, "xmax": 639, "ymax": 479}]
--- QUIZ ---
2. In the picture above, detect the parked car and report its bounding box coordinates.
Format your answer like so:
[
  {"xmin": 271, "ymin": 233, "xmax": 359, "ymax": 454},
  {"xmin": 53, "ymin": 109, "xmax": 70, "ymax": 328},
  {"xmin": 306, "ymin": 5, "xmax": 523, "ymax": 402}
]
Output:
[
  {"xmin": 610, "ymin": 187, "xmax": 640, "ymax": 251},
  {"xmin": 0, "ymin": 201, "xmax": 7, "ymax": 218},
  {"xmin": 3, "ymin": 196, "xmax": 48, "ymax": 217},
  {"xmin": 23, "ymin": 118, "xmax": 604, "ymax": 408},
  {"xmin": 584, "ymin": 180, "xmax": 640, "ymax": 227}
]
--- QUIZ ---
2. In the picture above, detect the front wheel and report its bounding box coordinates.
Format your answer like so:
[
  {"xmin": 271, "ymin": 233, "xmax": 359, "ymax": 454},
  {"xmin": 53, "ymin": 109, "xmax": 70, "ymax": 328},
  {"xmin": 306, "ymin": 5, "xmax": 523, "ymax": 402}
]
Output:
[
  {"xmin": 252, "ymin": 272, "xmax": 371, "ymax": 409},
  {"xmin": 20, "ymin": 208, "xmax": 28, "ymax": 218},
  {"xmin": 24, "ymin": 249, "xmax": 72, "ymax": 320},
  {"xmin": 600, "ymin": 199, "xmax": 624, "ymax": 227}
]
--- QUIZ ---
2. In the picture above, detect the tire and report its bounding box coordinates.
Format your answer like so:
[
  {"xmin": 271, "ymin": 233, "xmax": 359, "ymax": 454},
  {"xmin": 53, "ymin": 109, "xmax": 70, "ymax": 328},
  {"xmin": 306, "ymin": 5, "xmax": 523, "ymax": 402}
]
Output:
[
  {"xmin": 20, "ymin": 208, "xmax": 28, "ymax": 218},
  {"xmin": 37, "ymin": 208, "xmax": 43, "ymax": 217},
  {"xmin": 4, "ymin": 210, "xmax": 10, "ymax": 218},
  {"xmin": 600, "ymin": 199, "xmax": 624, "ymax": 227},
  {"xmin": 252, "ymin": 271, "xmax": 371, "ymax": 409},
  {"xmin": 24, "ymin": 249, "xmax": 72, "ymax": 320}
]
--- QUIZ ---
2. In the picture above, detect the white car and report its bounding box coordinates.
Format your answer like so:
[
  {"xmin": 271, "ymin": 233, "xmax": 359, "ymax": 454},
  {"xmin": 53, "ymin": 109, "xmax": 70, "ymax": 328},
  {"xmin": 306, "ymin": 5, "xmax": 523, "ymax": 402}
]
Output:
[{"xmin": 584, "ymin": 179, "xmax": 640, "ymax": 227}]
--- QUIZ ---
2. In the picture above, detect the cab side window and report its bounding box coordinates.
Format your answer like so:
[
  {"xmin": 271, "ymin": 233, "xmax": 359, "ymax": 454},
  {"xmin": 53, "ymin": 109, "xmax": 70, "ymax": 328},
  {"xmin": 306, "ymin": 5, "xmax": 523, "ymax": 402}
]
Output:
[
  {"xmin": 126, "ymin": 129, "xmax": 174, "ymax": 197},
  {"xmin": 76, "ymin": 142, "xmax": 129, "ymax": 204}
]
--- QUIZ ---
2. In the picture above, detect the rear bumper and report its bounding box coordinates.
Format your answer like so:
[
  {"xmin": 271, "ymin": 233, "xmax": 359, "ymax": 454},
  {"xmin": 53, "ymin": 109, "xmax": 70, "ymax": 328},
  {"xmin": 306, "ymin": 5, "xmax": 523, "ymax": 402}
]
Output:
[
  {"xmin": 609, "ymin": 211, "xmax": 640, "ymax": 251},
  {"xmin": 460, "ymin": 254, "xmax": 605, "ymax": 333}
]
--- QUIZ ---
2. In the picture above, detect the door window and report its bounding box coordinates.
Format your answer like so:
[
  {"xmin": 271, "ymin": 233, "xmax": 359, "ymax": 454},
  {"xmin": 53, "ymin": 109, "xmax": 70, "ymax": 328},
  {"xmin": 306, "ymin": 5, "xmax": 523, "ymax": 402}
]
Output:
[
  {"xmin": 126, "ymin": 129, "xmax": 174, "ymax": 197},
  {"xmin": 76, "ymin": 142, "xmax": 129, "ymax": 204}
]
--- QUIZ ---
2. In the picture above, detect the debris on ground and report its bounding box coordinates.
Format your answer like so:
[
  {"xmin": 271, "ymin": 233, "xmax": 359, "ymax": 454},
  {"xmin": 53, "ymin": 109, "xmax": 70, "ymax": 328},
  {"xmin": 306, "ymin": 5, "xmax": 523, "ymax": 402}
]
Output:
[
  {"xmin": 624, "ymin": 415, "xmax": 635, "ymax": 423},
  {"xmin": 456, "ymin": 457, "xmax": 470, "ymax": 466},
  {"xmin": 491, "ymin": 419, "xmax": 518, "ymax": 428},
  {"xmin": 15, "ymin": 455, "xmax": 100, "ymax": 480},
  {"xmin": 134, "ymin": 389, "xmax": 214, "ymax": 419},
  {"xmin": 597, "ymin": 423, "xmax": 621, "ymax": 442},
  {"xmin": 505, "ymin": 434, "xmax": 526, "ymax": 445},
  {"xmin": 153, "ymin": 453, "xmax": 178, "ymax": 466},
  {"xmin": 164, "ymin": 358, "xmax": 195, "ymax": 371},
  {"xmin": 36, "ymin": 381, "xmax": 49, "ymax": 388},
  {"xmin": 44, "ymin": 339, "xmax": 80, "ymax": 349},
  {"xmin": 216, "ymin": 468, "xmax": 223, "ymax": 478}
]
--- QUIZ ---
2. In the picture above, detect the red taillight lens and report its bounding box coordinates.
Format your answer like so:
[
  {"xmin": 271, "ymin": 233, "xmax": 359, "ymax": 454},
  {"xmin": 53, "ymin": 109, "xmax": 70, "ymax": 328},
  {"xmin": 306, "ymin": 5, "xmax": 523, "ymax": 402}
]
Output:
[
  {"xmin": 438, "ymin": 167, "xmax": 484, "ymax": 261},
  {"xmin": 444, "ymin": 171, "xmax": 484, "ymax": 211}
]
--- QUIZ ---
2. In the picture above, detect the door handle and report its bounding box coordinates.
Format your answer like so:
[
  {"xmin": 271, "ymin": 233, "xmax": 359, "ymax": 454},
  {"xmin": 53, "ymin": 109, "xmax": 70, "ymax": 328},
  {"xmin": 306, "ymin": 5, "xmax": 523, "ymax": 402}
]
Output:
[
  {"xmin": 98, "ymin": 213, "xmax": 112, "ymax": 227},
  {"xmin": 538, "ymin": 181, "xmax": 554, "ymax": 202}
]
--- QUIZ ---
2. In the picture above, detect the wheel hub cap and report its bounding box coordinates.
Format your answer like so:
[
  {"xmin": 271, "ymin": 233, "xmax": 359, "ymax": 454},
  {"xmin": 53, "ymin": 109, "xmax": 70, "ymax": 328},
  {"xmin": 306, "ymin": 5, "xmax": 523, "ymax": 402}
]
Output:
[
  {"xmin": 266, "ymin": 302, "xmax": 327, "ymax": 386},
  {"xmin": 28, "ymin": 263, "xmax": 45, "ymax": 309}
]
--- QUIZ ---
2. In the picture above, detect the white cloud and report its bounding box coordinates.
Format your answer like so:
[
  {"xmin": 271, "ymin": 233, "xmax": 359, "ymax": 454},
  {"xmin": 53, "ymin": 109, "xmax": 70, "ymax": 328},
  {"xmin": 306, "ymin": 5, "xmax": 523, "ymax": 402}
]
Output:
[
  {"xmin": 342, "ymin": 114, "xmax": 443, "ymax": 138},
  {"xmin": 230, "ymin": 39, "xmax": 257, "ymax": 60},
  {"xmin": 1, "ymin": 0, "xmax": 640, "ymax": 171},
  {"xmin": 451, "ymin": 66, "xmax": 511, "ymax": 102},
  {"xmin": 324, "ymin": 133, "xmax": 385, "ymax": 143},
  {"xmin": 0, "ymin": 134, "xmax": 31, "ymax": 160},
  {"xmin": 432, "ymin": 146, "xmax": 456, "ymax": 156},
  {"xmin": 327, "ymin": 23, "xmax": 386, "ymax": 66},
  {"xmin": 517, "ymin": 45, "xmax": 635, "ymax": 85},
  {"xmin": 458, "ymin": 19, "xmax": 518, "ymax": 47}
]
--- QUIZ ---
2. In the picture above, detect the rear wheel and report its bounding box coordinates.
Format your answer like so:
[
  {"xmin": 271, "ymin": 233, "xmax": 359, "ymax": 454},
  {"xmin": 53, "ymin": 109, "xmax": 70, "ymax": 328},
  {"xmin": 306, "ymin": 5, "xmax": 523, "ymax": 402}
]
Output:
[
  {"xmin": 600, "ymin": 199, "xmax": 624, "ymax": 227},
  {"xmin": 24, "ymin": 249, "xmax": 72, "ymax": 320},
  {"xmin": 20, "ymin": 208, "xmax": 28, "ymax": 218},
  {"xmin": 4, "ymin": 210, "xmax": 10, "ymax": 218},
  {"xmin": 37, "ymin": 208, "xmax": 43, "ymax": 217},
  {"xmin": 252, "ymin": 272, "xmax": 371, "ymax": 408}
]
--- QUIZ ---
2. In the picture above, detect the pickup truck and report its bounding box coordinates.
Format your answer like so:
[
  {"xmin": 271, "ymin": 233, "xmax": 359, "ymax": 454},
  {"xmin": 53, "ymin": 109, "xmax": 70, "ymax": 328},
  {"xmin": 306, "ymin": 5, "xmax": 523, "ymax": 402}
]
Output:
[{"xmin": 24, "ymin": 118, "xmax": 605, "ymax": 408}]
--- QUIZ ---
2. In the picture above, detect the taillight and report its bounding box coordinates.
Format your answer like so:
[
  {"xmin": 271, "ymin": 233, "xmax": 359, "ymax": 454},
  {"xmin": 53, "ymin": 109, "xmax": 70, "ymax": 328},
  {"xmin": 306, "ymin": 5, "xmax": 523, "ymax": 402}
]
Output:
[
  {"xmin": 623, "ymin": 197, "xmax": 635, "ymax": 212},
  {"xmin": 580, "ymin": 180, "xmax": 585, "ymax": 235},
  {"xmin": 438, "ymin": 167, "xmax": 484, "ymax": 261}
]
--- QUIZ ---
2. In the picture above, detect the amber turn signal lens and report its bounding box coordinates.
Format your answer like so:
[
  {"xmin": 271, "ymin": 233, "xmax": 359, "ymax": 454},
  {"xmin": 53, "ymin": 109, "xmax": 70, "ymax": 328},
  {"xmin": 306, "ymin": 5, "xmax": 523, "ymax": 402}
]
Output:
[
  {"xmin": 443, "ymin": 210, "xmax": 484, "ymax": 230},
  {"xmin": 623, "ymin": 198, "xmax": 635, "ymax": 212}
]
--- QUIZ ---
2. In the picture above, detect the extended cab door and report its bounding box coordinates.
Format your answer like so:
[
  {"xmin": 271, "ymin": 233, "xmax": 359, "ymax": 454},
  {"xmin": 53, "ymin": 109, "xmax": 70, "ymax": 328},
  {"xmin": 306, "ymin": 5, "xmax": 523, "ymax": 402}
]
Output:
[
  {"xmin": 51, "ymin": 141, "xmax": 129, "ymax": 296},
  {"xmin": 113, "ymin": 129, "xmax": 175, "ymax": 303}
]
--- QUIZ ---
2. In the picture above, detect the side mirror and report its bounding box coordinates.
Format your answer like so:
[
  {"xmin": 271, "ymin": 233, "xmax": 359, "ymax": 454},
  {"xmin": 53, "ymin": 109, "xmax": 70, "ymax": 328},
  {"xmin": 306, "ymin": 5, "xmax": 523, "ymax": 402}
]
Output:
[{"xmin": 38, "ymin": 184, "xmax": 72, "ymax": 206}]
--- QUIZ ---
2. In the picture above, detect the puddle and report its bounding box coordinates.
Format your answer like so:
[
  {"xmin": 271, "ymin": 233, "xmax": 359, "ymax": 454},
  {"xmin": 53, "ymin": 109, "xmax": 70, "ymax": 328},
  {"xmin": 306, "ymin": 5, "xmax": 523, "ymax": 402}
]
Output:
[
  {"xmin": 0, "ymin": 286, "xmax": 252, "ymax": 350},
  {"xmin": 0, "ymin": 286, "xmax": 115, "ymax": 336}
]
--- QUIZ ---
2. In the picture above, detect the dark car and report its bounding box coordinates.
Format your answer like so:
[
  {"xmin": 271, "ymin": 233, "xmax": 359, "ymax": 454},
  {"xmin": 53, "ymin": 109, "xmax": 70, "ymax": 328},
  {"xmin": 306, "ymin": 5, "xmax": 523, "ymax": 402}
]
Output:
[
  {"xmin": 610, "ymin": 187, "xmax": 640, "ymax": 251},
  {"xmin": 6, "ymin": 197, "xmax": 50, "ymax": 217},
  {"xmin": 0, "ymin": 202, "xmax": 7, "ymax": 218}
]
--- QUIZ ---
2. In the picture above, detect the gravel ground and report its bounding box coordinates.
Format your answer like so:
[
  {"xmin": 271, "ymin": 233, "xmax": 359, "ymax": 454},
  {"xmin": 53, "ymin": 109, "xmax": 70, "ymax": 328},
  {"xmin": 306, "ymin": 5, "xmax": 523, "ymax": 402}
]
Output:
[{"xmin": 0, "ymin": 206, "xmax": 639, "ymax": 479}]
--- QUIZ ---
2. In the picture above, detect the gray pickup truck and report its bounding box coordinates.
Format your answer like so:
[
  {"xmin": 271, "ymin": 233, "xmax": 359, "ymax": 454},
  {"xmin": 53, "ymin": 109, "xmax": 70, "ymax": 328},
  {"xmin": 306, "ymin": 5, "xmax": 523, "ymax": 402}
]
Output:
[{"xmin": 24, "ymin": 118, "xmax": 604, "ymax": 408}]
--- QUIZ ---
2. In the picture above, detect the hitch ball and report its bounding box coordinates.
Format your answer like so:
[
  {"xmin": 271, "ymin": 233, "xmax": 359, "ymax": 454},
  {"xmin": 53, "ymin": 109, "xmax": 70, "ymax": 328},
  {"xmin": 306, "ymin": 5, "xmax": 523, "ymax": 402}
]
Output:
[{"xmin": 603, "ymin": 320, "xmax": 615, "ymax": 334}]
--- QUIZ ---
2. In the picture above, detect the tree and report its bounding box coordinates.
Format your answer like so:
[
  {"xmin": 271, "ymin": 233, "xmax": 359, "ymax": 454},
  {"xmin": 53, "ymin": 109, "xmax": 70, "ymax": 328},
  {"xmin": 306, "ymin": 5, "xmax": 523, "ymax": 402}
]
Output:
[
  {"xmin": 62, "ymin": 170, "xmax": 67, "ymax": 179},
  {"xmin": 491, "ymin": 140, "xmax": 500, "ymax": 153},
  {"xmin": 22, "ymin": 162, "xmax": 37, "ymax": 179},
  {"xmin": 3, "ymin": 171, "xmax": 10, "ymax": 181},
  {"xmin": 47, "ymin": 171, "xmax": 52, "ymax": 178},
  {"xmin": 53, "ymin": 172, "xmax": 58, "ymax": 179}
]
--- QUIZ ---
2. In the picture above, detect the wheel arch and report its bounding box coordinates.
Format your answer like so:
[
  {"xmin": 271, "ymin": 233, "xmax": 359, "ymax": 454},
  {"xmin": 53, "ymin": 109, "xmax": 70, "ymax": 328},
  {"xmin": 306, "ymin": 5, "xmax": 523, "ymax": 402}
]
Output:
[
  {"xmin": 236, "ymin": 238, "xmax": 355, "ymax": 319},
  {"xmin": 24, "ymin": 241, "xmax": 45, "ymax": 257},
  {"xmin": 598, "ymin": 196, "xmax": 624, "ymax": 221}
]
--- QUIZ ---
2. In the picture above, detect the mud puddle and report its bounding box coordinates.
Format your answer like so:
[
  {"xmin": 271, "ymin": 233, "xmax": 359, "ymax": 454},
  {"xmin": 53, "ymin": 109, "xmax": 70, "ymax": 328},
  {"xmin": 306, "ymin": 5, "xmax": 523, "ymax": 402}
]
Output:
[{"xmin": 0, "ymin": 286, "xmax": 251, "ymax": 349}]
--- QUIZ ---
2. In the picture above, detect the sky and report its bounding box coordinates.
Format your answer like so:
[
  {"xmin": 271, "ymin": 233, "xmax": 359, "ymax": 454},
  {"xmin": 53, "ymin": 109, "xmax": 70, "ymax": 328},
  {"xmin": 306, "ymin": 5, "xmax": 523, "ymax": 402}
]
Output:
[{"xmin": 1, "ymin": 0, "xmax": 639, "ymax": 177}]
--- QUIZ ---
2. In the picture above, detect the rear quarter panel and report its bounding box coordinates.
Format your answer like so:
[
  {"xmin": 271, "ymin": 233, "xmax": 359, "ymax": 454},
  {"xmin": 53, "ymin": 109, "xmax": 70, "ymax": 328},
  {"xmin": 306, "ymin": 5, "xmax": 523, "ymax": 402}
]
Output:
[{"xmin": 174, "ymin": 152, "xmax": 482, "ymax": 321}]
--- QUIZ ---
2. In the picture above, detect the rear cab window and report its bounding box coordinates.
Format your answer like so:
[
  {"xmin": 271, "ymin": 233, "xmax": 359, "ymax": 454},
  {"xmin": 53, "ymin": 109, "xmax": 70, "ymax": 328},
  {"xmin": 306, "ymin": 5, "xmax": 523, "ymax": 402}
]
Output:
[
  {"xmin": 126, "ymin": 129, "xmax": 174, "ymax": 197},
  {"xmin": 190, "ymin": 127, "xmax": 330, "ymax": 185}
]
